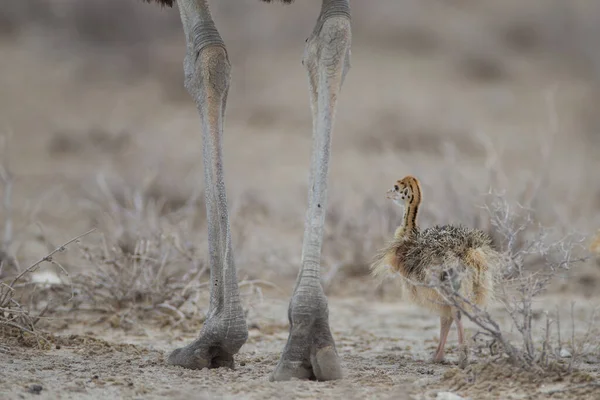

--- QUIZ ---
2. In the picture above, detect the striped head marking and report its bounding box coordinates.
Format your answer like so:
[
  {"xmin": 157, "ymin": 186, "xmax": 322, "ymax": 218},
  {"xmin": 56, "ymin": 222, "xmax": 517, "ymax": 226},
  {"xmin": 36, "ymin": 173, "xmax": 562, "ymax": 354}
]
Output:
[{"xmin": 386, "ymin": 176, "xmax": 421, "ymax": 207}]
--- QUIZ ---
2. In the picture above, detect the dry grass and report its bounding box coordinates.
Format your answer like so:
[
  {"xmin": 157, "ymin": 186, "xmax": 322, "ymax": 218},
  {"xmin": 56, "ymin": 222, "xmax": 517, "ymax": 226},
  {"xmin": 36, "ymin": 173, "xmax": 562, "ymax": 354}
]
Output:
[
  {"xmin": 65, "ymin": 175, "xmax": 208, "ymax": 327},
  {"xmin": 367, "ymin": 121, "xmax": 599, "ymax": 373},
  {"xmin": 0, "ymin": 160, "xmax": 279, "ymax": 336},
  {"xmin": 0, "ymin": 228, "xmax": 95, "ymax": 348}
]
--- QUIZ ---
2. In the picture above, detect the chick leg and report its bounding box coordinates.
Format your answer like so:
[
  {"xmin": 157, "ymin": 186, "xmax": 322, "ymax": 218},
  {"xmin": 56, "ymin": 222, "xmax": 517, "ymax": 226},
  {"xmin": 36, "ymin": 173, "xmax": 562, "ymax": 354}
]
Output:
[
  {"xmin": 454, "ymin": 311, "xmax": 464, "ymax": 345},
  {"xmin": 454, "ymin": 310, "xmax": 469, "ymax": 368},
  {"xmin": 432, "ymin": 316, "xmax": 453, "ymax": 362}
]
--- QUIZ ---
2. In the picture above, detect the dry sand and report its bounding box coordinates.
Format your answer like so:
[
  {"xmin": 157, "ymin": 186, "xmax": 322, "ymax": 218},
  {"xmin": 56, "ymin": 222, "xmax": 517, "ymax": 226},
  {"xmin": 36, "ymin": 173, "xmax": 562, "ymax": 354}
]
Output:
[{"xmin": 2, "ymin": 291, "xmax": 599, "ymax": 399}]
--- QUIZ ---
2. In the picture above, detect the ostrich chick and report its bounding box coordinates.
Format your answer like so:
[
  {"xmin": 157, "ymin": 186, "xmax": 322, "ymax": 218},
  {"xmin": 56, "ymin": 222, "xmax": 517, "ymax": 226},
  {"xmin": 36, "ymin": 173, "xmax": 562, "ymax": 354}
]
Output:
[{"xmin": 371, "ymin": 176, "xmax": 501, "ymax": 365}]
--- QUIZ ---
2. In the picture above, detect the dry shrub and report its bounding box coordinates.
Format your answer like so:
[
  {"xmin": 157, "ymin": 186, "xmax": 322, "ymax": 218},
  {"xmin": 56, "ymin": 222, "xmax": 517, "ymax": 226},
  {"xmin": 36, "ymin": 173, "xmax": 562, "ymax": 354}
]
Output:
[
  {"xmin": 0, "ymin": 151, "xmax": 206, "ymax": 338},
  {"xmin": 72, "ymin": 231, "xmax": 206, "ymax": 328},
  {"xmin": 2, "ymin": 167, "xmax": 277, "ymax": 342},
  {"xmin": 0, "ymin": 133, "xmax": 43, "ymax": 346},
  {"xmin": 439, "ymin": 132, "xmax": 598, "ymax": 371},
  {"xmin": 1, "ymin": 229, "xmax": 94, "ymax": 349},
  {"xmin": 398, "ymin": 188, "xmax": 595, "ymax": 373},
  {"xmin": 62, "ymin": 173, "xmax": 209, "ymax": 328},
  {"xmin": 62, "ymin": 173, "xmax": 272, "ymax": 329},
  {"xmin": 367, "ymin": 114, "xmax": 599, "ymax": 372},
  {"xmin": 1, "ymin": 127, "xmax": 277, "ymax": 339},
  {"xmin": 470, "ymin": 192, "xmax": 589, "ymax": 368},
  {"xmin": 369, "ymin": 169, "xmax": 596, "ymax": 371}
]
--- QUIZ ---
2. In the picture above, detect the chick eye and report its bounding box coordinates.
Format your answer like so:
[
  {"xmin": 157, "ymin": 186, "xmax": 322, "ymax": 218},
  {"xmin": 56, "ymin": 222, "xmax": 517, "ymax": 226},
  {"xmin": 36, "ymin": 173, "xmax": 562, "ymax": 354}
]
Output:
[{"xmin": 394, "ymin": 185, "xmax": 399, "ymax": 191}]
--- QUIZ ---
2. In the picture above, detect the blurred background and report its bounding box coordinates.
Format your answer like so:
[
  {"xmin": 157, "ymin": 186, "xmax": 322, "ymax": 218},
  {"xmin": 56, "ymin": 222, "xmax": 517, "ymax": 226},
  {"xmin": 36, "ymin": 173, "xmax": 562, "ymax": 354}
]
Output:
[{"xmin": 1, "ymin": 0, "xmax": 599, "ymax": 295}]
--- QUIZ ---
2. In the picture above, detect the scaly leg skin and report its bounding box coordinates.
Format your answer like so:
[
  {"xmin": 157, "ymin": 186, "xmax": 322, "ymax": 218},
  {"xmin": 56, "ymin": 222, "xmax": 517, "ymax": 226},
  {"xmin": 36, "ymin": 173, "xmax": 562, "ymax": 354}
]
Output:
[
  {"xmin": 167, "ymin": 0, "xmax": 247, "ymax": 370},
  {"xmin": 432, "ymin": 316, "xmax": 453, "ymax": 363},
  {"xmin": 270, "ymin": 0, "xmax": 351, "ymax": 382}
]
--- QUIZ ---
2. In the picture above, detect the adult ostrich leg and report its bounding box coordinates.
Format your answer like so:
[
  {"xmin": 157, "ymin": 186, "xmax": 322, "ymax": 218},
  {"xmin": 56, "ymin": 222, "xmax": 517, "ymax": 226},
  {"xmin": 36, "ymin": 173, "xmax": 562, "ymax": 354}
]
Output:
[
  {"xmin": 145, "ymin": 0, "xmax": 351, "ymax": 380},
  {"xmin": 271, "ymin": 0, "xmax": 351, "ymax": 382},
  {"xmin": 164, "ymin": 0, "xmax": 247, "ymax": 369}
]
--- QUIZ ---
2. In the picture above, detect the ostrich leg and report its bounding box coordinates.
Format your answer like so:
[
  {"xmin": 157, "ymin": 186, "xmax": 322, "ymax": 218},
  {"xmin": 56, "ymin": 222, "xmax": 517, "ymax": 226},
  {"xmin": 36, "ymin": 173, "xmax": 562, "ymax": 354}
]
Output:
[
  {"xmin": 271, "ymin": 0, "xmax": 351, "ymax": 382},
  {"xmin": 167, "ymin": 0, "xmax": 247, "ymax": 369},
  {"xmin": 433, "ymin": 316, "xmax": 453, "ymax": 362}
]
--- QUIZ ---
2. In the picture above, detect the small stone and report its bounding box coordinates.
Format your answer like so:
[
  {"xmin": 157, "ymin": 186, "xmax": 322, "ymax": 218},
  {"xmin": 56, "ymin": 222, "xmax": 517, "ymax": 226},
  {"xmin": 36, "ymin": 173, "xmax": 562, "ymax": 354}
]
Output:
[
  {"xmin": 28, "ymin": 384, "xmax": 43, "ymax": 395},
  {"xmin": 560, "ymin": 348, "xmax": 572, "ymax": 358},
  {"xmin": 436, "ymin": 392, "xmax": 465, "ymax": 400}
]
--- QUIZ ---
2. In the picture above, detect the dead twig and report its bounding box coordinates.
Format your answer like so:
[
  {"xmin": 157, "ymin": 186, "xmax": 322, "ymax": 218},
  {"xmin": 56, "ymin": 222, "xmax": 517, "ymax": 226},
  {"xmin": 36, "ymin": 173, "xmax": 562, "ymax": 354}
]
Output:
[
  {"xmin": 8, "ymin": 228, "xmax": 96, "ymax": 288},
  {"xmin": 1, "ymin": 228, "xmax": 96, "ymax": 343}
]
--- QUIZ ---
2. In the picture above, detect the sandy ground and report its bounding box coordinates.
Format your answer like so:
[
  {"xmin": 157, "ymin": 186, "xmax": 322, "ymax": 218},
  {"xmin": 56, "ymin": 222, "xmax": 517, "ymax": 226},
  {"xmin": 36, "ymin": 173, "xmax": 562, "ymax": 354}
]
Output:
[
  {"xmin": 1, "ymin": 0, "xmax": 600, "ymax": 399},
  {"xmin": 1, "ymin": 289, "xmax": 600, "ymax": 400}
]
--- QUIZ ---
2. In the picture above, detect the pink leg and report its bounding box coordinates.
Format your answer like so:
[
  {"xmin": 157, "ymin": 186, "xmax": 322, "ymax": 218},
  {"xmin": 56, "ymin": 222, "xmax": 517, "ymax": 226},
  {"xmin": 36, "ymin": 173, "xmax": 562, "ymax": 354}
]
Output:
[
  {"xmin": 455, "ymin": 314, "xmax": 465, "ymax": 346},
  {"xmin": 432, "ymin": 316, "xmax": 453, "ymax": 362}
]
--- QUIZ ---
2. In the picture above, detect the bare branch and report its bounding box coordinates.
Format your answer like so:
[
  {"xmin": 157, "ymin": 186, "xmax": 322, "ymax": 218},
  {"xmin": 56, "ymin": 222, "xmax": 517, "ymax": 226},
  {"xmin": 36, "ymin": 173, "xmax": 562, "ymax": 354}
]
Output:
[{"xmin": 8, "ymin": 228, "xmax": 97, "ymax": 288}]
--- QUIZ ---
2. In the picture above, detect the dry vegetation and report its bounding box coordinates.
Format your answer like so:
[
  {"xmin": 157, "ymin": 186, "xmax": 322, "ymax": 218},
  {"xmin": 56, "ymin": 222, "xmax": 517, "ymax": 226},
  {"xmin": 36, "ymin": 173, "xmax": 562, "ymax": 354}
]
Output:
[
  {"xmin": 1, "ymin": 0, "xmax": 600, "ymax": 399},
  {"xmin": 0, "ymin": 165, "xmax": 277, "ymax": 339},
  {"xmin": 429, "ymin": 191, "xmax": 592, "ymax": 369}
]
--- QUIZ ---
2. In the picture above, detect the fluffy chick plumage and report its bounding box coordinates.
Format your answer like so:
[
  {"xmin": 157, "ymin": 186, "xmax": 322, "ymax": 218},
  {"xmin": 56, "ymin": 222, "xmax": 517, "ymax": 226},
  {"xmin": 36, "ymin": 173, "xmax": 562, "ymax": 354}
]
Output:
[{"xmin": 372, "ymin": 224, "xmax": 499, "ymax": 317}]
